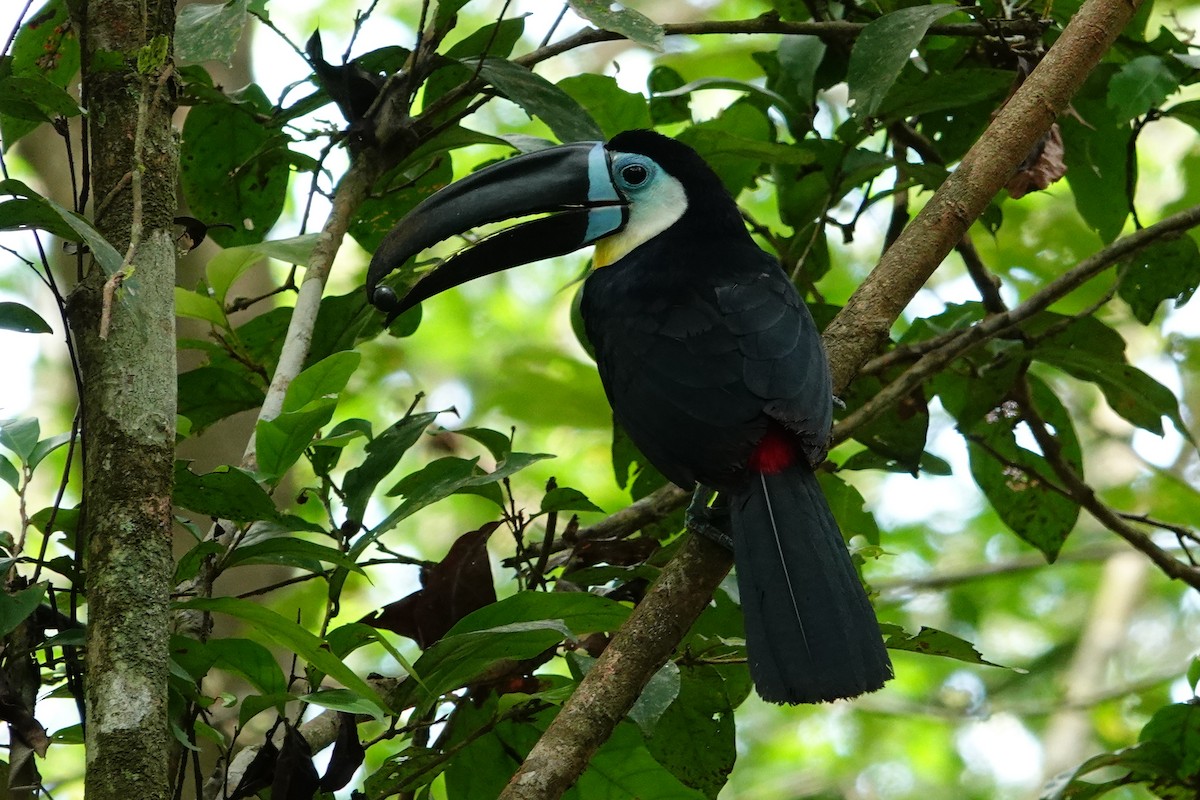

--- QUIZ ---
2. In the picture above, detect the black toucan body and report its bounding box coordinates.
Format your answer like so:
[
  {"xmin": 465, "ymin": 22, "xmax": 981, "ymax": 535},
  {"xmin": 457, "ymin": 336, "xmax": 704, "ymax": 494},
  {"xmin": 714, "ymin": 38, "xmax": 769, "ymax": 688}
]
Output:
[{"xmin": 366, "ymin": 130, "xmax": 893, "ymax": 704}]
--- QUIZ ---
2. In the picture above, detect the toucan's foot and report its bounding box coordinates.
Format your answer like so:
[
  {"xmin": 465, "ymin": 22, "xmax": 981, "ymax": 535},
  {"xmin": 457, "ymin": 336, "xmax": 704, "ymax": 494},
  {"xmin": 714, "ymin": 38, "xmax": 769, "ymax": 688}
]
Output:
[{"xmin": 686, "ymin": 486, "xmax": 733, "ymax": 551}]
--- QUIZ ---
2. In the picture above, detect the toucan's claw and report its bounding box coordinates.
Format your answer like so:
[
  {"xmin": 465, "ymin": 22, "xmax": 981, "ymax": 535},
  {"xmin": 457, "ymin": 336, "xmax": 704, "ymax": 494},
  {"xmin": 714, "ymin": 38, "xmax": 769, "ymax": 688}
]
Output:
[{"xmin": 686, "ymin": 486, "xmax": 733, "ymax": 551}]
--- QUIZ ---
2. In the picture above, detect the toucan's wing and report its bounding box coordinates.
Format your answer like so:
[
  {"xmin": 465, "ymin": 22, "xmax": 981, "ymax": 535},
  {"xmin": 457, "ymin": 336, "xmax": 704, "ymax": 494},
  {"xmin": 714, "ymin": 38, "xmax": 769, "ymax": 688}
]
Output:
[{"xmin": 712, "ymin": 253, "xmax": 833, "ymax": 466}]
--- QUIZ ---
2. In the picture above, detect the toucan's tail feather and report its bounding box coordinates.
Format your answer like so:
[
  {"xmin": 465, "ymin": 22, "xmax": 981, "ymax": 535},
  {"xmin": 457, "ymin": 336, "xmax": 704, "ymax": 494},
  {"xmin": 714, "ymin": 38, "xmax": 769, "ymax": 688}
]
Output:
[{"xmin": 731, "ymin": 464, "xmax": 893, "ymax": 704}]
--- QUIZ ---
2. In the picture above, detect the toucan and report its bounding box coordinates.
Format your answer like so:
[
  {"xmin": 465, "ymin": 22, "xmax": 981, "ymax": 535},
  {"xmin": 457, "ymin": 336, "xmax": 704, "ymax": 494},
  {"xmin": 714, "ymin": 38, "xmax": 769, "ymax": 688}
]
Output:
[{"xmin": 365, "ymin": 130, "xmax": 893, "ymax": 704}]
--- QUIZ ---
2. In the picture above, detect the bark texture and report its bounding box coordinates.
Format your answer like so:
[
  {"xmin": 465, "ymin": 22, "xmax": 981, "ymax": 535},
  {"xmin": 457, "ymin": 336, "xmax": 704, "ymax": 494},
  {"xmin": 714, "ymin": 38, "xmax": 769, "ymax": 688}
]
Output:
[{"xmin": 69, "ymin": 0, "xmax": 179, "ymax": 797}]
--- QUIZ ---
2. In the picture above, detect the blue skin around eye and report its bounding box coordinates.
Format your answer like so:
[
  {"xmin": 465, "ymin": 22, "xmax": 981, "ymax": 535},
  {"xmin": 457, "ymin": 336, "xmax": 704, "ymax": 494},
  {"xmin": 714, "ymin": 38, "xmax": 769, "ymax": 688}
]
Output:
[{"xmin": 585, "ymin": 142, "xmax": 626, "ymax": 243}]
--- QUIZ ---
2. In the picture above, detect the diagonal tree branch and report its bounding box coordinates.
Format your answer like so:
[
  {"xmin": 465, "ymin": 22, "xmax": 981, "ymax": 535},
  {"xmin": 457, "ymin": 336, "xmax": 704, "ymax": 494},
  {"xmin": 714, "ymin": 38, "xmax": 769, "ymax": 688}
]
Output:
[
  {"xmin": 832, "ymin": 203, "xmax": 1200, "ymax": 444},
  {"xmin": 496, "ymin": 0, "xmax": 1144, "ymax": 796}
]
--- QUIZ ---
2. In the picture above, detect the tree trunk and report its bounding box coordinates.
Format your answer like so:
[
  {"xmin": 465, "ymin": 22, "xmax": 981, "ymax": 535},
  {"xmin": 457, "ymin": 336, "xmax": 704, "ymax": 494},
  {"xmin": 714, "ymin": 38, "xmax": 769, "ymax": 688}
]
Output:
[{"xmin": 68, "ymin": 0, "xmax": 179, "ymax": 797}]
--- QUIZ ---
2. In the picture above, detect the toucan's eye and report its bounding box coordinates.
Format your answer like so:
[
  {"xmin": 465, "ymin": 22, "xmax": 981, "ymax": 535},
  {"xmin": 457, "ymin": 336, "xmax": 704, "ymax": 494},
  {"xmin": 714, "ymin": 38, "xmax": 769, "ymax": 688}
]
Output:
[{"xmin": 620, "ymin": 164, "xmax": 649, "ymax": 186}]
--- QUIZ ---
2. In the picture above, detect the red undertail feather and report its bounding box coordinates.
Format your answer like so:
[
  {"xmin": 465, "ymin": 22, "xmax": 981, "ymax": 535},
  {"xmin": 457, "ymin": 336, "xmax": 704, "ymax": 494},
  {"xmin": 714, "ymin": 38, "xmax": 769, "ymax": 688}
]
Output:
[{"xmin": 748, "ymin": 426, "xmax": 797, "ymax": 474}]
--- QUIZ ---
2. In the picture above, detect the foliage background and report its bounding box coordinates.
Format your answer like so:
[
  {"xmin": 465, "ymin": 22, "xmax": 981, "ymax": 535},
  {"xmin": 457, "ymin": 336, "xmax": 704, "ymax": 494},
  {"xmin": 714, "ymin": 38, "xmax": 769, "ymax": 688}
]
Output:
[{"xmin": 1, "ymin": 0, "xmax": 1200, "ymax": 798}]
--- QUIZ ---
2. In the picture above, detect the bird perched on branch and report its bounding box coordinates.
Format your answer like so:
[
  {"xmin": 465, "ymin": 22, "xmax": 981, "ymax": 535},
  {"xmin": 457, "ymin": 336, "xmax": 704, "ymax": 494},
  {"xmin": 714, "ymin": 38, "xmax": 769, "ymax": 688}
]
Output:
[{"xmin": 366, "ymin": 129, "xmax": 893, "ymax": 704}]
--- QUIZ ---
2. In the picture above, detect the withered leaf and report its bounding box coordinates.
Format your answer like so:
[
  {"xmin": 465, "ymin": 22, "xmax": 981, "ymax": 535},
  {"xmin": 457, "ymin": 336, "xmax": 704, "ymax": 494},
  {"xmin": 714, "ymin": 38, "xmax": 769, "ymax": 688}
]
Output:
[
  {"xmin": 361, "ymin": 521, "xmax": 500, "ymax": 648},
  {"xmin": 320, "ymin": 712, "xmax": 366, "ymax": 791}
]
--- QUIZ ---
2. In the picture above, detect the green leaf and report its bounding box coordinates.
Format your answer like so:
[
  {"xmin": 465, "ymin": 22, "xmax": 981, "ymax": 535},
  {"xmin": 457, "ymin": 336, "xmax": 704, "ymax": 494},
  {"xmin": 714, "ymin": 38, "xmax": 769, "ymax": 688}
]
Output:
[
  {"xmin": 655, "ymin": 77, "xmax": 805, "ymax": 130},
  {"xmin": 0, "ymin": 417, "xmax": 39, "ymax": 463},
  {"xmin": 0, "ymin": 583, "xmax": 46, "ymax": 637},
  {"xmin": 444, "ymin": 17, "xmax": 526, "ymax": 61},
  {"xmin": 204, "ymin": 234, "xmax": 320, "ymax": 306},
  {"xmin": 349, "ymin": 157, "xmax": 454, "ymax": 254},
  {"xmin": 965, "ymin": 375, "xmax": 1081, "ymax": 560},
  {"xmin": 175, "ymin": 0, "xmax": 249, "ymax": 66},
  {"xmin": 255, "ymin": 396, "xmax": 338, "ymax": 481},
  {"xmin": 1117, "ymin": 235, "xmax": 1200, "ymax": 324},
  {"xmin": 579, "ymin": 722, "xmax": 707, "ymax": 799},
  {"xmin": 342, "ymin": 411, "xmax": 440, "ymax": 524},
  {"xmin": 647, "ymin": 66, "xmax": 690, "ymax": 125},
  {"xmin": 540, "ymin": 486, "xmax": 603, "ymax": 514},
  {"xmin": 137, "ymin": 34, "xmax": 170, "ymax": 75},
  {"xmin": 818, "ymin": 472, "xmax": 881, "ymax": 546},
  {"xmin": 225, "ymin": 537, "xmax": 364, "ymax": 575},
  {"xmin": 282, "ymin": 352, "xmax": 361, "ymax": 414},
  {"xmin": 448, "ymin": 427, "xmax": 513, "ymax": 461},
  {"xmin": 775, "ymin": 35, "xmax": 827, "ymax": 109},
  {"xmin": 174, "ymin": 287, "xmax": 227, "ymax": 328},
  {"xmin": 1045, "ymin": 742, "xmax": 1177, "ymax": 799},
  {"xmin": 370, "ymin": 452, "xmax": 552, "ymax": 543},
  {"xmin": 1107, "ymin": 55, "xmax": 1179, "ymax": 123},
  {"xmin": 880, "ymin": 624, "xmax": 1019, "ymax": 670},
  {"xmin": 676, "ymin": 104, "xmax": 793, "ymax": 194},
  {"xmin": 557, "ymin": 74, "xmax": 651, "ymax": 140},
  {"xmin": 174, "ymin": 540, "xmax": 223, "ymax": 583},
  {"xmin": 239, "ymin": 692, "xmax": 295, "ymax": 727},
  {"xmin": 876, "ymin": 68, "xmax": 1014, "ymax": 120},
  {"xmin": 434, "ymin": 0, "xmax": 470, "ymax": 29},
  {"xmin": 839, "ymin": 449, "xmax": 952, "ymax": 476},
  {"xmin": 310, "ymin": 417, "xmax": 371, "ymax": 476},
  {"xmin": 226, "ymin": 537, "xmax": 362, "ymax": 575},
  {"xmin": 301, "ymin": 688, "xmax": 385, "ymax": 717},
  {"xmin": 364, "ymin": 746, "xmax": 450, "ymax": 798},
  {"xmin": 839, "ymin": 371, "xmax": 929, "ymax": 476},
  {"xmin": 1061, "ymin": 69, "xmax": 1130, "ymax": 243},
  {"xmin": 396, "ymin": 619, "xmax": 574, "ymax": 709},
  {"xmin": 626, "ymin": 661, "xmax": 680, "ymax": 736},
  {"xmin": 180, "ymin": 91, "xmax": 291, "ymax": 246},
  {"xmin": 446, "ymin": 591, "xmax": 631, "ymax": 637},
  {"xmin": 308, "ymin": 289, "xmax": 399, "ymax": 363},
  {"xmin": 0, "ymin": 455, "xmax": 18, "ymax": 492},
  {"xmin": 28, "ymin": 431, "xmax": 70, "ymax": 470},
  {"xmin": 0, "ymin": 180, "xmax": 123, "ymax": 273},
  {"xmin": 0, "ymin": 197, "xmax": 79, "ymax": 238},
  {"xmin": 176, "ymin": 596, "xmax": 388, "ymax": 717},
  {"xmin": 1, "ymin": 0, "xmax": 81, "ymax": 149},
  {"xmin": 1165, "ymin": 99, "xmax": 1200, "ymax": 134},
  {"xmin": 0, "ymin": 73, "xmax": 81, "ymax": 121},
  {"xmin": 207, "ymin": 637, "xmax": 288, "ymax": 694},
  {"xmin": 847, "ymin": 5, "xmax": 962, "ymax": 119},
  {"xmin": 177, "ymin": 367, "xmax": 266, "ymax": 434},
  {"xmin": 471, "ymin": 58, "xmax": 603, "ymax": 142},
  {"xmin": 442, "ymin": 697, "xmax": 531, "ymax": 796},
  {"xmin": 1139, "ymin": 703, "xmax": 1200, "ymax": 778},
  {"xmin": 567, "ymin": 0, "xmax": 664, "ymax": 49},
  {"xmin": 1036, "ymin": 345, "xmax": 1191, "ymax": 442},
  {"xmin": 173, "ymin": 463, "xmax": 279, "ymax": 523},
  {"xmin": 645, "ymin": 665, "xmax": 737, "ymax": 798},
  {"xmin": 326, "ymin": 622, "xmax": 385, "ymax": 659}
]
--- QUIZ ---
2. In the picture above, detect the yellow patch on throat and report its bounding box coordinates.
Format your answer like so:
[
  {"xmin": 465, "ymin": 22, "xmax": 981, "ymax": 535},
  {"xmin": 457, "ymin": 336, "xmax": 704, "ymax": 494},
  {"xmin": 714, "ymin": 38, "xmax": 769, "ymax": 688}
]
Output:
[{"xmin": 592, "ymin": 235, "xmax": 623, "ymax": 269}]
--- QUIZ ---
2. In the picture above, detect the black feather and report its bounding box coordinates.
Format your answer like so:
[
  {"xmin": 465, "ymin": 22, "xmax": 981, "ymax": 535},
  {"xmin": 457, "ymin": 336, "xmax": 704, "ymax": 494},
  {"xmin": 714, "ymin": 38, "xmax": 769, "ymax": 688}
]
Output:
[
  {"xmin": 582, "ymin": 130, "xmax": 893, "ymax": 703},
  {"xmin": 732, "ymin": 465, "xmax": 892, "ymax": 703}
]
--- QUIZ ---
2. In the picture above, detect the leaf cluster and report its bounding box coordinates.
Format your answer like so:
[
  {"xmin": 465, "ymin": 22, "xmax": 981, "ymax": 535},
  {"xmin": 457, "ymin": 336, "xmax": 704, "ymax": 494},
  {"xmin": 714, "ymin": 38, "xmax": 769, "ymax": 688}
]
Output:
[{"xmin": 1, "ymin": 0, "xmax": 1200, "ymax": 798}]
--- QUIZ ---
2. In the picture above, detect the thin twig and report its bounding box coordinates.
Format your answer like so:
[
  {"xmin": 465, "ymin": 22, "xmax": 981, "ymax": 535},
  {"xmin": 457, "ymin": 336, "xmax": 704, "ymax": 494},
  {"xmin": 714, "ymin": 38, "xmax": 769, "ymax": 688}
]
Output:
[
  {"xmin": 1012, "ymin": 376, "xmax": 1200, "ymax": 589},
  {"xmin": 956, "ymin": 233, "xmax": 1007, "ymax": 314},
  {"xmin": 520, "ymin": 17, "xmax": 1051, "ymax": 67}
]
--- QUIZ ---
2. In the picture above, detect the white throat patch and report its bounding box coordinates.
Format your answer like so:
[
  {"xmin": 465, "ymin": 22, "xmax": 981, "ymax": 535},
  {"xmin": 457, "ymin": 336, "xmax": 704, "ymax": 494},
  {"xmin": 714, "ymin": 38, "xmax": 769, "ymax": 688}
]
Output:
[{"xmin": 593, "ymin": 172, "xmax": 688, "ymax": 268}]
